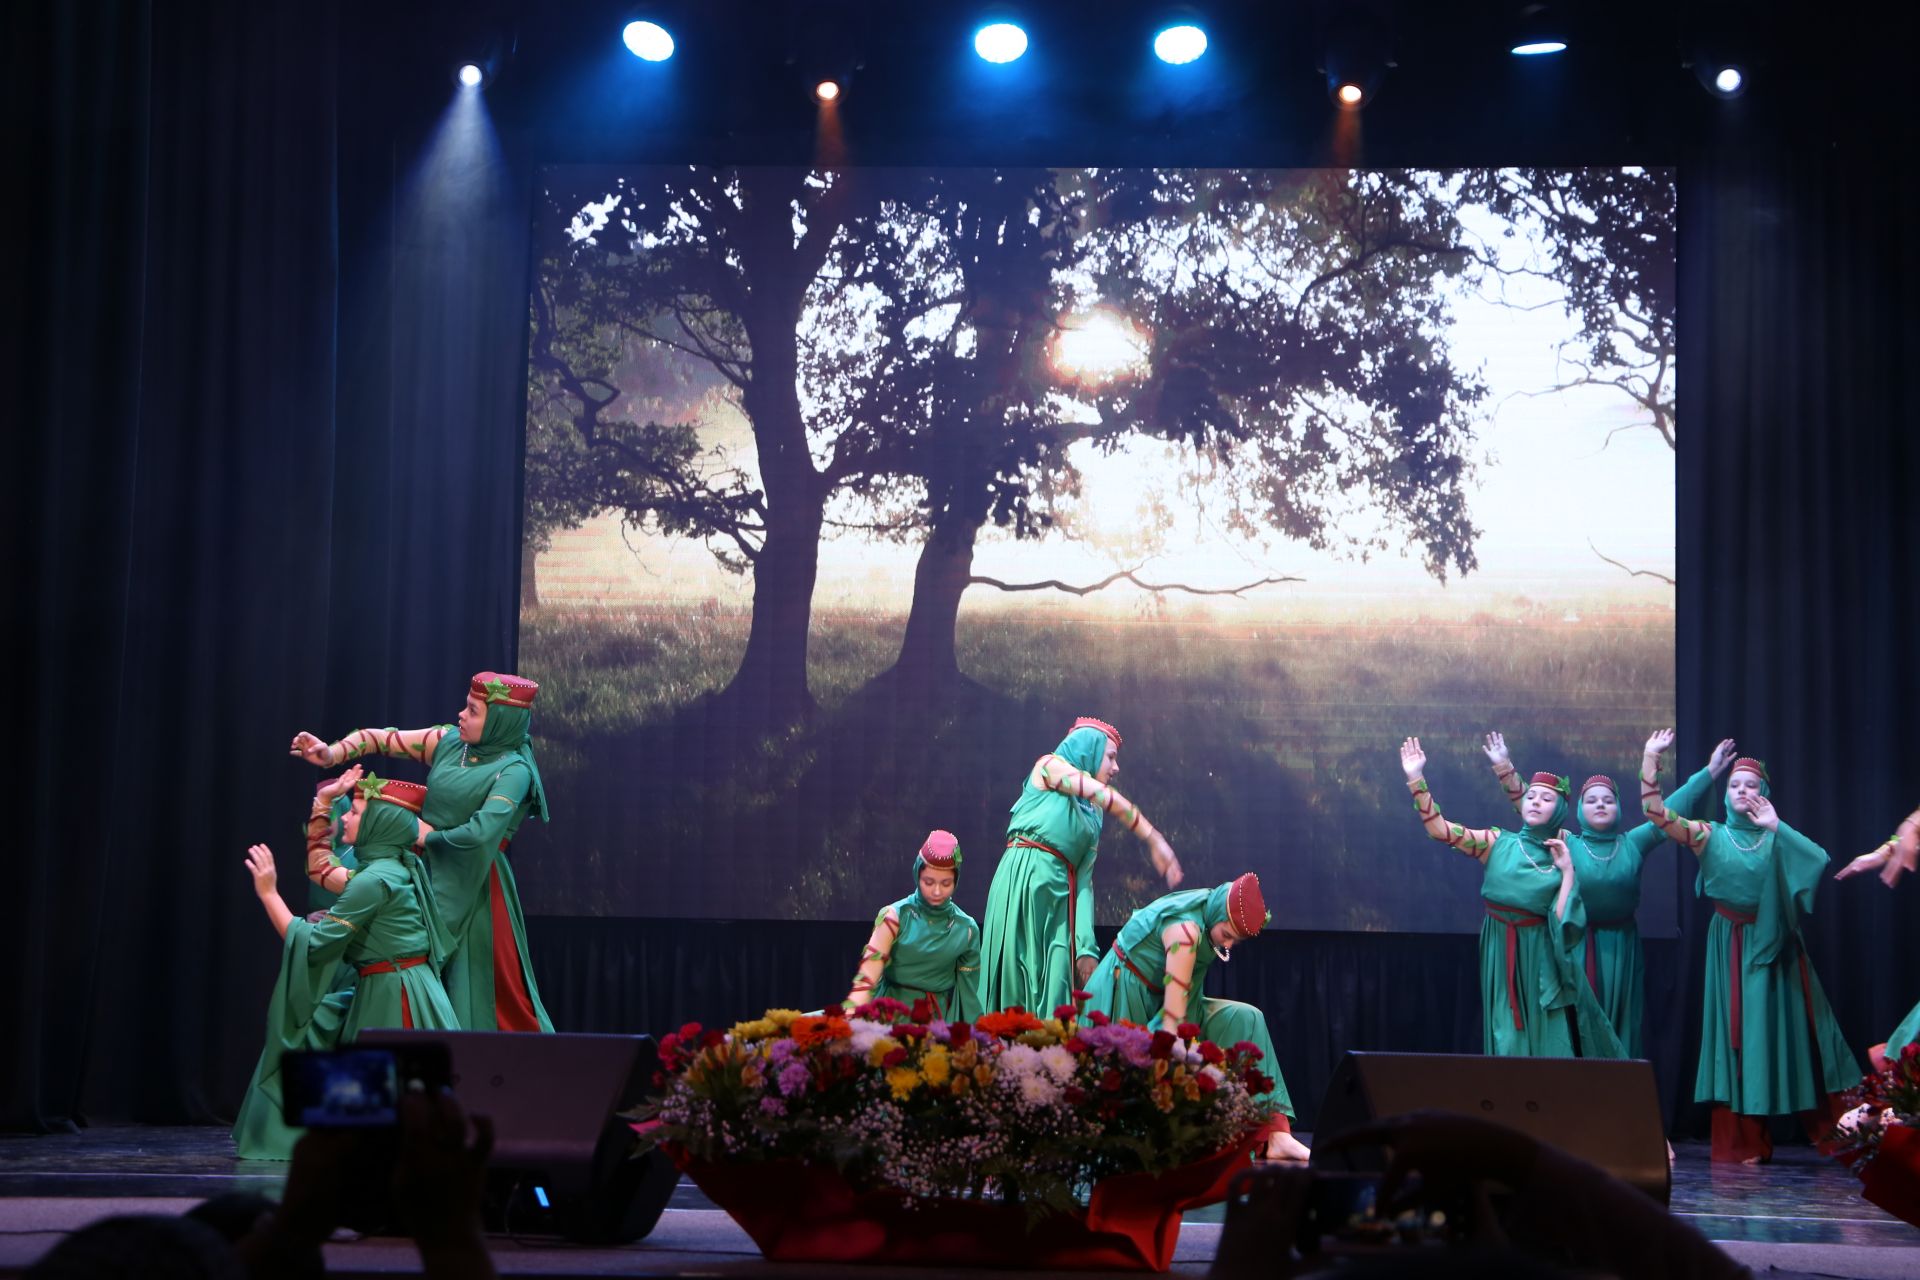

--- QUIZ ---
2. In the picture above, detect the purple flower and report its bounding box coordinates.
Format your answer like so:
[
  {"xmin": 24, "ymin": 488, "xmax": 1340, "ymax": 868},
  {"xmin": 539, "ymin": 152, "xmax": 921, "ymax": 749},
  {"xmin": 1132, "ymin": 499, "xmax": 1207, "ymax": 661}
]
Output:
[
  {"xmin": 759, "ymin": 1096, "xmax": 787, "ymax": 1117},
  {"xmin": 777, "ymin": 1061, "xmax": 811, "ymax": 1097}
]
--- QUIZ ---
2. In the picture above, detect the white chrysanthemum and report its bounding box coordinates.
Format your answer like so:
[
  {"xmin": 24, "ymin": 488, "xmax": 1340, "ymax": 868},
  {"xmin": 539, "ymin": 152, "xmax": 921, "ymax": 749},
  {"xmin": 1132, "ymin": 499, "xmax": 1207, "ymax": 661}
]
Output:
[{"xmin": 1038, "ymin": 1044, "xmax": 1078, "ymax": 1083}]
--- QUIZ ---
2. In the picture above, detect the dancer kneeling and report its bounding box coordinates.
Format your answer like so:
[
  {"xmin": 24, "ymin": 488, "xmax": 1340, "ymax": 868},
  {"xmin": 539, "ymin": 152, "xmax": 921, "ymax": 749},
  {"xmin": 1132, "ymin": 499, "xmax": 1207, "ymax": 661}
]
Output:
[
  {"xmin": 1642, "ymin": 732, "xmax": 1860, "ymax": 1162},
  {"xmin": 1400, "ymin": 737, "xmax": 1624, "ymax": 1060},
  {"xmin": 1083, "ymin": 873, "xmax": 1306, "ymax": 1161},
  {"xmin": 232, "ymin": 775, "xmax": 458, "ymax": 1160},
  {"xmin": 843, "ymin": 830, "xmax": 982, "ymax": 1022}
]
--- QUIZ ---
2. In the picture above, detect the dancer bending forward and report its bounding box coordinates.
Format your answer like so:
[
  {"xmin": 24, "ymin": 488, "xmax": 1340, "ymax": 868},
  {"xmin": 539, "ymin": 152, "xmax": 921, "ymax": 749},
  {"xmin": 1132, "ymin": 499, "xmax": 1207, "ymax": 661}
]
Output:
[
  {"xmin": 1083, "ymin": 872, "xmax": 1306, "ymax": 1161},
  {"xmin": 1835, "ymin": 800, "xmax": 1920, "ymax": 1068}
]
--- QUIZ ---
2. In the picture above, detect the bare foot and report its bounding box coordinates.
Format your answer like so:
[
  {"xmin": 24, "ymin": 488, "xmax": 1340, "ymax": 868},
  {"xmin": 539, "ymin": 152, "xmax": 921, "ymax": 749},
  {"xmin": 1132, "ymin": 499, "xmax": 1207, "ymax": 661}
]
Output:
[{"xmin": 1263, "ymin": 1131, "xmax": 1312, "ymax": 1163}]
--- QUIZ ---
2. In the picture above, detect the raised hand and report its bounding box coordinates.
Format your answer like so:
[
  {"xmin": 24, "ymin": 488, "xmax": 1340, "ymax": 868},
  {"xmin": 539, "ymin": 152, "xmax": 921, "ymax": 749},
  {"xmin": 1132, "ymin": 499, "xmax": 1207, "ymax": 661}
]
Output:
[
  {"xmin": 1706, "ymin": 738, "xmax": 1738, "ymax": 777},
  {"xmin": 1545, "ymin": 835, "xmax": 1573, "ymax": 875},
  {"xmin": 1400, "ymin": 737, "xmax": 1427, "ymax": 781},
  {"xmin": 316, "ymin": 763, "xmax": 364, "ymax": 801},
  {"xmin": 1747, "ymin": 794, "xmax": 1780, "ymax": 832},
  {"xmin": 1643, "ymin": 727, "xmax": 1675, "ymax": 759},
  {"xmin": 245, "ymin": 843, "xmax": 279, "ymax": 898},
  {"xmin": 1482, "ymin": 731, "xmax": 1510, "ymax": 766},
  {"xmin": 1150, "ymin": 832, "xmax": 1184, "ymax": 888},
  {"xmin": 290, "ymin": 731, "xmax": 336, "ymax": 768}
]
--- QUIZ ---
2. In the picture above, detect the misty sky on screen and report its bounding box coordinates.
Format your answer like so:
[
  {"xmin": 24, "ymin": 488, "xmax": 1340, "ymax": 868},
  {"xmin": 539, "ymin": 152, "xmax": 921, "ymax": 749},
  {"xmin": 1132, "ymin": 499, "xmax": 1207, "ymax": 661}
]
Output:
[{"xmin": 552, "ymin": 168, "xmax": 1674, "ymax": 615}]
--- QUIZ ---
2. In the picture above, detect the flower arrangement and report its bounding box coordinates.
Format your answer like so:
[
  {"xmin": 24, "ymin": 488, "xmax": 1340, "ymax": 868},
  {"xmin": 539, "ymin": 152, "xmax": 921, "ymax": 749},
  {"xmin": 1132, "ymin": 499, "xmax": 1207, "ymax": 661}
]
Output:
[
  {"xmin": 1832, "ymin": 1043, "xmax": 1920, "ymax": 1229},
  {"xmin": 634, "ymin": 994, "xmax": 1275, "ymax": 1219}
]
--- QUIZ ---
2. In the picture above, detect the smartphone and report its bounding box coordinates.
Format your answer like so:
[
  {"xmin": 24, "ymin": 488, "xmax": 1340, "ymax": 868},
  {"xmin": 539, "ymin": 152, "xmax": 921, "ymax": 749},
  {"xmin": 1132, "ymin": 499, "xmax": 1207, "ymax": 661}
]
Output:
[{"xmin": 281, "ymin": 1042, "xmax": 451, "ymax": 1129}]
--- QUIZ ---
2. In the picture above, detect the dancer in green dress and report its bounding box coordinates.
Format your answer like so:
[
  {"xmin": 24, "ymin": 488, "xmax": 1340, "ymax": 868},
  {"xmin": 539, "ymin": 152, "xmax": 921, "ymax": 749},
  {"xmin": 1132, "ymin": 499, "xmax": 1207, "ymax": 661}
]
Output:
[
  {"xmin": 1482, "ymin": 730, "xmax": 1738, "ymax": 1057},
  {"xmin": 979, "ymin": 717, "xmax": 1183, "ymax": 1018},
  {"xmin": 1399, "ymin": 737, "xmax": 1624, "ymax": 1060},
  {"xmin": 843, "ymin": 830, "xmax": 982, "ymax": 1022},
  {"xmin": 1082, "ymin": 872, "xmax": 1308, "ymax": 1161},
  {"xmin": 1642, "ymin": 732, "xmax": 1861, "ymax": 1162},
  {"xmin": 233, "ymin": 776, "xmax": 458, "ymax": 1160},
  {"xmin": 1835, "ymin": 800, "xmax": 1920, "ymax": 1067},
  {"xmin": 290, "ymin": 671, "xmax": 552, "ymax": 1032}
]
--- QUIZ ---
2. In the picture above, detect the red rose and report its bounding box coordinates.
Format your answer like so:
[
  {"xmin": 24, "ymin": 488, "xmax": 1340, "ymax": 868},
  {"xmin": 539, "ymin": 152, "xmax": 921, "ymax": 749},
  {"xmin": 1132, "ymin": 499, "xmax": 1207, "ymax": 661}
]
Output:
[
  {"xmin": 897, "ymin": 1023, "xmax": 928, "ymax": 1041},
  {"xmin": 1055, "ymin": 1004, "xmax": 1079, "ymax": 1020},
  {"xmin": 701, "ymin": 1029, "xmax": 726, "ymax": 1049},
  {"xmin": 911, "ymin": 997, "xmax": 935, "ymax": 1023},
  {"xmin": 1064, "ymin": 1037, "xmax": 1090, "ymax": 1054},
  {"xmin": 948, "ymin": 1021, "xmax": 972, "ymax": 1045},
  {"xmin": 1247, "ymin": 1070, "xmax": 1273, "ymax": 1095},
  {"xmin": 1230, "ymin": 1040, "xmax": 1264, "ymax": 1060},
  {"xmin": 679, "ymin": 1021, "xmax": 703, "ymax": 1041},
  {"xmin": 1071, "ymin": 989, "xmax": 1093, "ymax": 1006},
  {"xmin": 1088, "ymin": 1011, "xmax": 1111, "ymax": 1027},
  {"xmin": 1177, "ymin": 1021, "xmax": 1201, "ymax": 1040},
  {"xmin": 1150, "ymin": 1030, "xmax": 1176, "ymax": 1060},
  {"xmin": 1064, "ymin": 1086, "xmax": 1088, "ymax": 1105},
  {"xmin": 883, "ymin": 1047, "xmax": 910, "ymax": 1068},
  {"xmin": 1199, "ymin": 1042, "xmax": 1226, "ymax": 1065},
  {"xmin": 1099, "ymin": 1067, "xmax": 1124, "ymax": 1094},
  {"xmin": 1196, "ymin": 1073, "xmax": 1219, "ymax": 1094}
]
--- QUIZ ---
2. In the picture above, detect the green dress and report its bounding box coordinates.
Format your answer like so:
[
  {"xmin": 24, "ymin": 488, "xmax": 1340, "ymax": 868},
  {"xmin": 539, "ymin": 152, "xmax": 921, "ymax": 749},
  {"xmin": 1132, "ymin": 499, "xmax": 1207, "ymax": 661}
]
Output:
[
  {"xmin": 1886, "ymin": 1002, "xmax": 1920, "ymax": 1060},
  {"xmin": 1082, "ymin": 885, "xmax": 1293, "ymax": 1118},
  {"xmin": 420, "ymin": 705, "xmax": 553, "ymax": 1033},
  {"xmin": 1564, "ymin": 767, "xmax": 1714, "ymax": 1058},
  {"xmin": 979, "ymin": 726, "xmax": 1109, "ymax": 1016},
  {"xmin": 233, "ymin": 801, "xmax": 458, "ymax": 1160},
  {"xmin": 1692, "ymin": 809, "xmax": 1860, "ymax": 1114},
  {"xmin": 1477, "ymin": 828, "xmax": 1622, "ymax": 1059},
  {"xmin": 867, "ymin": 878, "xmax": 984, "ymax": 1023}
]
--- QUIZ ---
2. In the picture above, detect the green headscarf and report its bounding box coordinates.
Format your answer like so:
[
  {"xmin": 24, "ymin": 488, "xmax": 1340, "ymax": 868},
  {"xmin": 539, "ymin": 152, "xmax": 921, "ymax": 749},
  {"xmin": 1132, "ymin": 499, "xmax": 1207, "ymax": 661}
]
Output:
[
  {"xmin": 355, "ymin": 792, "xmax": 453, "ymax": 969},
  {"xmin": 1026, "ymin": 725, "xmax": 1111, "ymax": 830},
  {"xmin": 1572, "ymin": 778, "xmax": 1623, "ymax": 843},
  {"xmin": 1201, "ymin": 882, "xmax": 1233, "ymax": 933},
  {"xmin": 471, "ymin": 699, "xmax": 549, "ymax": 823},
  {"xmin": 911, "ymin": 832, "xmax": 962, "ymax": 921},
  {"xmin": 1724, "ymin": 761, "xmax": 1771, "ymax": 833},
  {"xmin": 1516, "ymin": 775, "xmax": 1570, "ymax": 849}
]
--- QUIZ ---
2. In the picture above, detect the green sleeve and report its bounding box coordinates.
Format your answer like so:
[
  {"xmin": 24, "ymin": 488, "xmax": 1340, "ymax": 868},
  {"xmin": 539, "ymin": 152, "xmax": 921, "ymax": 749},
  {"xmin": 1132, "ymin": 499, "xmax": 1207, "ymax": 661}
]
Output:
[
  {"xmin": 1751, "ymin": 820, "xmax": 1829, "ymax": 966},
  {"xmin": 1074, "ymin": 854, "xmax": 1099, "ymax": 963},
  {"xmin": 422, "ymin": 763, "xmax": 531, "ymax": 856},
  {"xmin": 952, "ymin": 925, "xmax": 983, "ymax": 1023}
]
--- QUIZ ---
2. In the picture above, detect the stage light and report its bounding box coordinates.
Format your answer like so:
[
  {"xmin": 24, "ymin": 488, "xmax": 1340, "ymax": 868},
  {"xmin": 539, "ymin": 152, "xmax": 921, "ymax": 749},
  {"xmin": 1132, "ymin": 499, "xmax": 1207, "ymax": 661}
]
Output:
[
  {"xmin": 1508, "ymin": 4, "xmax": 1567, "ymax": 56},
  {"xmin": 456, "ymin": 63, "xmax": 484, "ymax": 88},
  {"xmin": 1153, "ymin": 24, "xmax": 1208, "ymax": 65},
  {"xmin": 1320, "ymin": 6, "xmax": 1391, "ymax": 109},
  {"xmin": 622, "ymin": 19, "xmax": 675, "ymax": 62},
  {"xmin": 1713, "ymin": 65, "xmax": 1743, "ymax": 94},
  {"xmin": 974, "ymin": 22, "xmax": 1029, "ymax": 64},
  {"xmin": 814, "ymin": 79, "xmax": 841, "ymax": 102}
]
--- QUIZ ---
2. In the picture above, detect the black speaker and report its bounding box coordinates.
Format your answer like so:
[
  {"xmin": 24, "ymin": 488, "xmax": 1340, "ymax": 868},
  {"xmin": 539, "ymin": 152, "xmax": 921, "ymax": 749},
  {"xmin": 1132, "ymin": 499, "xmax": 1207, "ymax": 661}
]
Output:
[
  {"xmin": 1311, "ymin": 1051, "xmax": 1670, "ymax": 1203},
  {"xmin": 359, "ymin": 1030, "xmax": 676, "ymax": 1243}
]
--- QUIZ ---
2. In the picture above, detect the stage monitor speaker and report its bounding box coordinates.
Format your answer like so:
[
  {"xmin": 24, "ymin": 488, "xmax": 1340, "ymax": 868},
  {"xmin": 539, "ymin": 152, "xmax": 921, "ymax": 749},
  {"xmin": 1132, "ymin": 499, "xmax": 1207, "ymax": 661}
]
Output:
[
  {"xmin": 1311, "ymin": 1051, "xmax": 1669, "ymax": 1204},
  {"xmin": 360, "ymin": 1030, "xmax": 676, "ymax": 1243}
]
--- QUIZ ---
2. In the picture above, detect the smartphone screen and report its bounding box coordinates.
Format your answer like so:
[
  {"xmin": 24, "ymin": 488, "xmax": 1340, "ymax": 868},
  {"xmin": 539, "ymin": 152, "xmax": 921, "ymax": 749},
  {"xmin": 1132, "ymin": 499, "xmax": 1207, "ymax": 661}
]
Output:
[{"xmin": 282, "ymin": 1048, "xmax": 401, "ymax": 1128}]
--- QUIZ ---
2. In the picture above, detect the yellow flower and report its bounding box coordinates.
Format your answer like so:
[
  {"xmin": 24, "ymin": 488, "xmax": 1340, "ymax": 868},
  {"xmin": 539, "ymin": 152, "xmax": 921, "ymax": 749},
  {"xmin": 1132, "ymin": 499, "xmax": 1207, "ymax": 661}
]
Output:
[
  {"xmin": 886, "ymin": 1066, "xmax": 923, "ymax": 1099},
  {"xmin": 765, "ymin": 1009, "xmax": 804, "ymax": 1030},
  {"xmin": 920, "ymin": 1045, "xmax": 952, "ymax": 1087},
  {"xmin": 951, "ymin": 1073, "xmax": 971, "ymax": 1096},
  {"xmin": 973, "ymin": 1064, "xmax": 994, "ymax": 1087},
  {"xmin": 867, "ymin": 1036, "xmax": 904, "ymax": 1068},
  {"xmin": 730, "ymin": 1018, "xmax": 779, "ymax": 1042},
  {"xmin": 1017, "ymin": 1025, "xmax": 1061, "ymax": 1048}
]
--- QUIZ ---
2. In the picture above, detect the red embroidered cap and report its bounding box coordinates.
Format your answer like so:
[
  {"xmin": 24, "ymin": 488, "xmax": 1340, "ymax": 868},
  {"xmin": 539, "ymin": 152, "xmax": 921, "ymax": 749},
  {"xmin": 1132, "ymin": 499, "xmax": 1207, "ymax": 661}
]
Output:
[
  {"xmin": 1528, "ymin": 772, "xmax": 1570, "ymax": 795},
  {"xmin": 1071, "ymin": 716, "xmax": 1122, "ymax": 749},
  {"xmin": 918, "ymin": 829, "xmax": 961, "ymax": 870},
  {"xmin": 356, "ymin": 774, "xmax": 428, "ymax": 814},
  {"xmin": 1227, "ymin": 872, "xmax": 1268, "ymax": 938},
  {"xmin": 471, "ymin": 671, "xmax": 539, "ymax": 708},
  {"xmin": 1579, "ymin": 775, "xmax": 1619, "ymax": 798},
  {"xmin": 1731, "ymin": 757, "xmax": 1769, "ymax": 784}
]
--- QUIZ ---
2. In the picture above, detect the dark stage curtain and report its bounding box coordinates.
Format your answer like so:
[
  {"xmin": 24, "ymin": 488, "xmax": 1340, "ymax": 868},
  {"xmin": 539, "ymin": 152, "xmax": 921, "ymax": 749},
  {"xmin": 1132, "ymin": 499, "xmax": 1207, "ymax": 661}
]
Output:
[{"xmin": 5, "ymin": 2, "xmax": 1918, "ymax": 1139}]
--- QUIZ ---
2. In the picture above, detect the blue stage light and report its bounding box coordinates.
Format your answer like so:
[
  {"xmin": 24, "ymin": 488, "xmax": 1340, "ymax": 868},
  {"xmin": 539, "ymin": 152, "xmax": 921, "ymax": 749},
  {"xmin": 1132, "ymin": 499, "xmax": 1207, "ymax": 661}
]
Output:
[
  {"xmin": 456, "ymin": 63, "xmax": 484, "ymax": 88},
  {"xmin": 974, "ymin": 22, "xmax": 1029, "ymax": 64},
  {"xmin": 1713, "ymin": 66, "xmax": 1744, "ymax": 95},
  {"xmin": 1153, "ymin": 24, "xmax": 1208, "ymax": 65},
  {"xmin": 623, "ymin": 20, "xmax": 675, "ymax": 62},
  {"xmin": 1511, "ymin": 40, "xmax": 1567, "ymax": 55}
]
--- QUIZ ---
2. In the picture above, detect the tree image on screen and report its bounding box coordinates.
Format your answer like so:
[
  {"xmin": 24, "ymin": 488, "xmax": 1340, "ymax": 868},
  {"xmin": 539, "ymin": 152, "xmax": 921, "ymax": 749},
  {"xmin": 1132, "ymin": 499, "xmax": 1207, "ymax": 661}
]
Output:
[{"xmin": 514, "ymin": 166, "xmax": 1677, "ymax": 931}]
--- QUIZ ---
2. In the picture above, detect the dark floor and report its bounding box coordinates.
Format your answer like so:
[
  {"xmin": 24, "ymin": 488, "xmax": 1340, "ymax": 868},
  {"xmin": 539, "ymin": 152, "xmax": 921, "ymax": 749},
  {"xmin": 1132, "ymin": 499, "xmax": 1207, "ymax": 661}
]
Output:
[{"xmin": 0, "ymin": 1125, "xmax": 1915, "ymax": 1273}]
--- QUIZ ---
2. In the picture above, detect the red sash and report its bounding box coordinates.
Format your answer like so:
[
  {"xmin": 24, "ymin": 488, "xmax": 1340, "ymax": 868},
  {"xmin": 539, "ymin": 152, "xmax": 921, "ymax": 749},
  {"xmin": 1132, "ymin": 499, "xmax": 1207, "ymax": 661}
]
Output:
[
  {"xmin": 357, "ymin": 955, "xmax": 427, "ymax": 976},
  {"xmin": 1585, "ymin": 915, "xmax": 1634, "ymax": 995},
  {"xmin": 1112, "ymin": 943, "xmax": 1163, "ymax": 995},
  {"xmin": 1712, "ymin": 901, "xmax": 1758, "ymax": 1051},
  {"xmin": 1484, "ymin": 900, "xmax": 1546, "ymax": 1031}
]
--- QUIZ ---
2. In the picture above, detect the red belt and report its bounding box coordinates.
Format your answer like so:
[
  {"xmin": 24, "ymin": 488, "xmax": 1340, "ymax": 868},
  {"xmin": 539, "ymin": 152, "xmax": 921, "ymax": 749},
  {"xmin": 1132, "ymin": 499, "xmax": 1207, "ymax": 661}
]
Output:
[
  {"xmin": 499, "ymin": 839, "xmax": 510, "ymax": 852},
  {"xmin": 358, "ymin": 955, "xmax": 428, "ymax": 977},
  {"xmin": 1713, "ymin": 901, "xmax": 1758, "ymax": 1051},
  {"xmin": 1584, "ymin": 915, "xmax": 1634, "ymax": 995},
  {"xmin": 1485, "ymin": 900, "xmax": 1546, "ymax": 1031},
  {"xmin": 1008, "ymin": 836, "xmax": 1080, "ymax": 973},
  {"xmin": 1112, "ymin": 943, "xmax": 1162, "ymax": 995}
]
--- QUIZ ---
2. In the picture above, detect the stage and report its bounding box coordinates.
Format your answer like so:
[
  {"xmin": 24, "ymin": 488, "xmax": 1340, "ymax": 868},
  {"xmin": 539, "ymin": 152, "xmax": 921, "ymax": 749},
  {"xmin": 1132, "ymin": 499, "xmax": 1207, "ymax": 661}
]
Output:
[{"xmin": 1, "ymin": 1127, "xmax": 1914, "ymax": 1278}]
